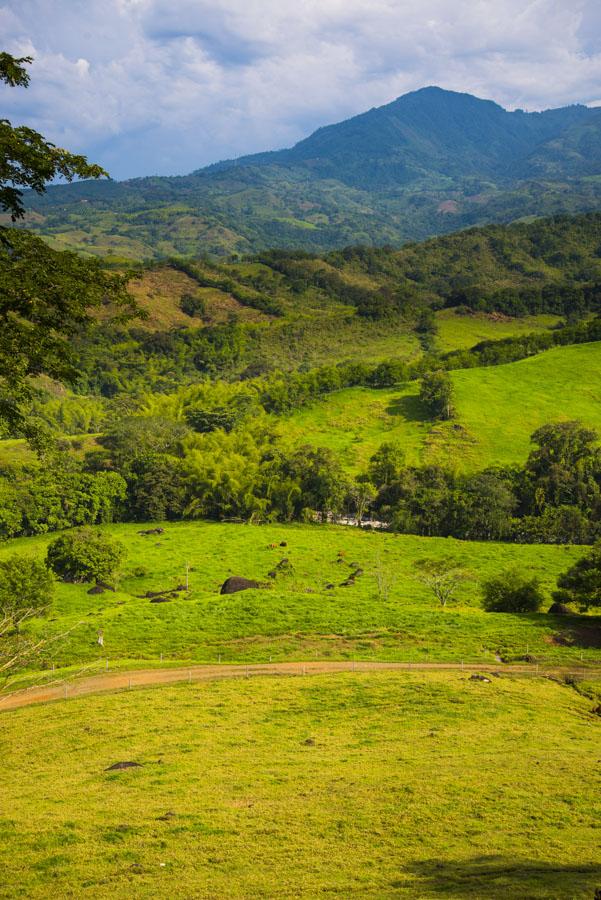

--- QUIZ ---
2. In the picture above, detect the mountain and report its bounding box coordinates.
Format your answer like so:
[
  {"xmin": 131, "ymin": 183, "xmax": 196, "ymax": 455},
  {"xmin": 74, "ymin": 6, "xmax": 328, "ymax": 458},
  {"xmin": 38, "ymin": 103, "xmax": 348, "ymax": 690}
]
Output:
[{"xmin": 19, "ymin": 87, "xmax": 601, "ymax": 259}]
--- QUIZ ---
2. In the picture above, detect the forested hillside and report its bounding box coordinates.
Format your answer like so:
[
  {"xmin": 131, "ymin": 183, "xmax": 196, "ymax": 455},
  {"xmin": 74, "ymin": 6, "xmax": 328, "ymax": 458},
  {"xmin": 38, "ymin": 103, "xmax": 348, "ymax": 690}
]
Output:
[
  {"xmin": 19, "ymin": 88, "xmax": 601, "ymax": 258},
  {"xmin": 3, "ymin": 212, "xmax": 601, "ymax": 550}
]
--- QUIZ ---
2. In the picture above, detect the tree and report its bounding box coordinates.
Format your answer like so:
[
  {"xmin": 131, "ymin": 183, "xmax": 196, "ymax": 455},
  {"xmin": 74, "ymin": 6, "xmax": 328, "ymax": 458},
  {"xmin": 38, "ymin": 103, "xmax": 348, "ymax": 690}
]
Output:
[
  {"xmin": 481, "ymin": 569, "xmax": 544, "ymax": 613},
  {"xmin": 521, "ymin": 421, "xmax": 601, "ymax": 514},
  {"xmin": 46, "ymin": 528, "xmax": 125, "ymax": 585},
  {"xmin": 0, "ymin": 555, "xmax": 55, "ymax": 614},
  {"xmin": 450, "ymin": 470, "xmax": 516, "ymax": 541},
  {"xmin": 419, "ymin": 370, "xmax": 454, "ymax": 420},
  {"xmin": 0, "ymin": 53, "xmax": 137, "ymax": 435},
  {"xmin": 413, "ymin": 556, "xmax": 469, "ymax": 607},
  {"xmin": 347, "ymin": 481, "xmax": 377, "ymax": 525},
  {"xmin": 553, "ymin": 542, "xmax": 601, "ymax": 610},
  {"xmin": 367, "ymin": 442, "xmax": 406, "ymax": 488}
]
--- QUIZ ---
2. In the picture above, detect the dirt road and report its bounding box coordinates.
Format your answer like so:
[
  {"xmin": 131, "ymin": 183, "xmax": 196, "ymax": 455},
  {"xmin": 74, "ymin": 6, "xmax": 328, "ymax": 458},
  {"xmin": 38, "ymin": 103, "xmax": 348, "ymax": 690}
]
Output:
[{"xmin": 1, "ymin": 659, "xmax": 598, "ymax": 712}]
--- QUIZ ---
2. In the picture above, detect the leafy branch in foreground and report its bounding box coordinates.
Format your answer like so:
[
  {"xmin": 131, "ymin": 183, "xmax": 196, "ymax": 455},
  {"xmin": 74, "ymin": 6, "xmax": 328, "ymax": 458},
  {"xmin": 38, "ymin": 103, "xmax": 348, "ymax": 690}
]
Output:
[
  {"xmin": 0, "ymin": 54, "xmax": 106, "ymax": 221},
  {"xmin": 0, "ymin": 52, "xmax": 140, "ymax": 437}
]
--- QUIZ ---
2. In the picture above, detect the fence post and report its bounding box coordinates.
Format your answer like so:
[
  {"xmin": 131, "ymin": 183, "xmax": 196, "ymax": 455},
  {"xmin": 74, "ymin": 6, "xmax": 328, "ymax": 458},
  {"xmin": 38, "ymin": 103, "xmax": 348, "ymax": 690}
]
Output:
[
  {"xmin": 64, "ymin": 684, "xmax": 68, "ymax": 700},
  {"xmin": 188, "ymin": 669, "xmax": 192, "ymax": 684}
]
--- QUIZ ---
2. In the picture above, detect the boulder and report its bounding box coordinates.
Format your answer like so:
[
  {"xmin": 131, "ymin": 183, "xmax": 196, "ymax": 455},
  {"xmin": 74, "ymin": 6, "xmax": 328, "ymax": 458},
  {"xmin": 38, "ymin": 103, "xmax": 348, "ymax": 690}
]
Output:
[
  {"xmin": 87, "ymin": 584, "xmax": 105, "ymax": 595},
  {"xmin": 469, "ymin": 673, "xmax": 491, "ymax": 683},
  {"xmin": 548, "ymin": 601, "xmax": 571, "ymax": 615},
  {"xmin": 220, "ymin": 576, "xmax": 260, "ymax": 595},
  {"xmin": 105, "ymin": 761, "xmax": 143, "ymax": 771}
]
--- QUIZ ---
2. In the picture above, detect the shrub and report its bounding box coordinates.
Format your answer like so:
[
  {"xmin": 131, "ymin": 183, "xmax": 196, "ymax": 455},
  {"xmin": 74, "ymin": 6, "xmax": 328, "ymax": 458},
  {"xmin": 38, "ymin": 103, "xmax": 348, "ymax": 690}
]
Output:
[
  {"xmin": 180, "ymin": 292, "xmax": 206, "ymax": 318},
  {"xmin": 481, "ymin": 569, "xmax": 544, "ymax": 613},
  {"xmin": 0, "ymin": 556, "xmax": 55, "ymax": 614},
  {"xmin": 46, "ymin": 528, "xmax": 125, "ymax": 584}
]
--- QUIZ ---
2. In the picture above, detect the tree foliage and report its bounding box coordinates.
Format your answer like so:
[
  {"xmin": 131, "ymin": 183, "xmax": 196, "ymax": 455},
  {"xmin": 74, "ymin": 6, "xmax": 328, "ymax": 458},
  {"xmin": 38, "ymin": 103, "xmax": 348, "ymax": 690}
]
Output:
[
  {"xmin": 0, "ymin": 555, "xmax": 54, "ymax": 614},
  {"xmin": 46, "ymin": 528, "xmax": 125, "ymax": 584},
  {"xmin": 481, "ymin": 570, "xmax": 544, "ymax": 613},
  {"xmin": 554, "ymin": 543, "xmax": 601, "ymax": 610},
  {"xmin": 0, "ymin": 52, "xmax": 138, "ymax": 435}
]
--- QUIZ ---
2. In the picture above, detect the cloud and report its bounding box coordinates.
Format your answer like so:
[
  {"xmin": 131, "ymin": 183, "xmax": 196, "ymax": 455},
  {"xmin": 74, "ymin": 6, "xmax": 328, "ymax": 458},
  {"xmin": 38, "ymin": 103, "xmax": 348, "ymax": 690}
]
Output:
[{"xmin": 2, "ymin": 0, "xmax": 601, "ymax": 179}]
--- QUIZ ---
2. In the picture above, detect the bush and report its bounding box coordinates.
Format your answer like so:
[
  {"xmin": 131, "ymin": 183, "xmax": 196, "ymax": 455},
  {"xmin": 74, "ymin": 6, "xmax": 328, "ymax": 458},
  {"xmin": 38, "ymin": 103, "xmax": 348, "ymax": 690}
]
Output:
[
  {"xmin": 0, "ymin": 556, "xmax": 55, "ymax": 614},
  {"xmin": 180, "ymin": 292, "xmax": 206, "ymax": 318},
  {"xmin": 46, "ymin": 528, "xmax": 125, "ymax": 584},
  {"xmin": 481, "ymin": 569, "xmax": 544, "ymax": 613}
]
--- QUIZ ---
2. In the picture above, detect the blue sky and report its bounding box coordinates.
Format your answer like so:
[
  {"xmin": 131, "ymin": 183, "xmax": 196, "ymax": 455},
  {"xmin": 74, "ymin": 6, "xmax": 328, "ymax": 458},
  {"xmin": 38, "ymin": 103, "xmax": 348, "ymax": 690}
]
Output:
[{"xmin": 3, "ymin": 0, "xmax": 601, "ymax": 180}]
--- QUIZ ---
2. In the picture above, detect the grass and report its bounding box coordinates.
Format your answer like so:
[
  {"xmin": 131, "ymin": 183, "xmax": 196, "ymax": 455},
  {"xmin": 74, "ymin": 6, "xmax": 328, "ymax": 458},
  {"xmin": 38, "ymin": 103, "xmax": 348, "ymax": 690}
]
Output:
[
  {"xmin": 0, "ymin": 670, "xmax": 599, "ymax": 898},
  {"xmin": 434, "ymin": 310, "xmax": 560, "ymax": 352},
  {"xmin": 277, "ymin": 384, "xmax": 428, "ymax": 470},
  {"xmin": 282, "ymin": 342, "xmax": 601, "ymax": 472},
  {"xmin": 2, "ymin": 522, "xmax": 599, "ymax": 674},
  {"xmin": 449, "ymin": 342, "xmax": 601, "ymax": 469}
]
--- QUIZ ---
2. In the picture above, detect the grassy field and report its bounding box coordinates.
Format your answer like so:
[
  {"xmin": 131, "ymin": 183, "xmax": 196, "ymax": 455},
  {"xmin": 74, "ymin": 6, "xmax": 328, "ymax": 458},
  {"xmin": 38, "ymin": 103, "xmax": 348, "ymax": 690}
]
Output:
[
  {"xmin": 434, "ymin": 310, "xmax": 560, "ymax": 352},
  {"xmin": 0, "ymin": 670, "xmax": 599, "ymax": 898},
  {"xmin": 450, "ymin": 341, "xmax": 601, "ymax": 469},
  {"xmin": 282, "ymin": 342, "xmax": 601, "ymax": 472},
  {"xmin": 2, "ymin": 522, "xmax": 599, "ymax": 674}
]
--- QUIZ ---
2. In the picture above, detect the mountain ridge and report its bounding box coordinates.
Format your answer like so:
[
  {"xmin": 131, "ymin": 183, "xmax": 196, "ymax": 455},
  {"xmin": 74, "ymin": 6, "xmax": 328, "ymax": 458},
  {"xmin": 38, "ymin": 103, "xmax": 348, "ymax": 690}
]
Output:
[{"xmin": 20, "ymin": 86, "xmax": 601, "ymax": 258}]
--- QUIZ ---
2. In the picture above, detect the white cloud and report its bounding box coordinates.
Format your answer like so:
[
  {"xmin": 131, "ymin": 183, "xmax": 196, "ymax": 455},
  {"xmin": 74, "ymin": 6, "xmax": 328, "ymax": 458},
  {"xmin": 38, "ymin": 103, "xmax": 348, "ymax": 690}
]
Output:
[{"xmin": 2, "ymin": 0, "xmax": 601, "ymax": 178}]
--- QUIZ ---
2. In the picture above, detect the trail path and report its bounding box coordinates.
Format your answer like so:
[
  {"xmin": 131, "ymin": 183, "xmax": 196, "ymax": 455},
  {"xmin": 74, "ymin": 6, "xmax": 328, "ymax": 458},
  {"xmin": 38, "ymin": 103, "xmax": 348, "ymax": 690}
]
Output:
[{"xmin": 2, "ymin": 660, "xmax": 599, "ymax": 712}]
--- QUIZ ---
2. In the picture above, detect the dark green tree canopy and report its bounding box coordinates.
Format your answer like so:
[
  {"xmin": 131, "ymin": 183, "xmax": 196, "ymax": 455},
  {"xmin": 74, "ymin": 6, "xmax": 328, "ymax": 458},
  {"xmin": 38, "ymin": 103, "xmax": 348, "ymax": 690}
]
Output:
[
  {"xmin": 554, "ymin": 542, "xmax": 601, "ymax": 610},
  {"xmin": 481, "ymin": 569, "xmax": 544, "ymax": 613},
  {"xmin": 0, "ymin": 52, "xmax": 138, "ymax": 437}
]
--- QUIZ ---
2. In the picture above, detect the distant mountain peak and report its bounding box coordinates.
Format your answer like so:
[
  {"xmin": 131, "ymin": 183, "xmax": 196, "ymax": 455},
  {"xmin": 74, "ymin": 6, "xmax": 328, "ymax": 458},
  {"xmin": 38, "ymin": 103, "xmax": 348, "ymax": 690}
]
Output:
[{"xmin": 24, "ymin": 87, "xmax": 601, "ymax": 259}]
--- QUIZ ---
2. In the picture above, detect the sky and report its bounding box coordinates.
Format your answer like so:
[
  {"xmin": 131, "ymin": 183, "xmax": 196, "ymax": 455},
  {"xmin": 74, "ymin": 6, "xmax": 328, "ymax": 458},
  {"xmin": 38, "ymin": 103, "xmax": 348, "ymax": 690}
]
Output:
[{"xmin": 3, "ymin": 0, "xmax": 601, "ymax": 180}]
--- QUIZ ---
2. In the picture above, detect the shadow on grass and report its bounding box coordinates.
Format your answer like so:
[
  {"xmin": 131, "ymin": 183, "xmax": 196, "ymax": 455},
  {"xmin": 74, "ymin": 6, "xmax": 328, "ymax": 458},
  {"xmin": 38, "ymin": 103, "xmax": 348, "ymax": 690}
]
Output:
[
  {"xmin": 546, "ymin": 616, "xmax": 601, "ymax": 650},
  {"xmin": 386, "ymin": 393, "xmax": 430, "ymax": 422},
  {"xmin": 401, "ymin": 855, "xmax": 601, "ymax": 898},
  {"xmin": 517, "ymin": 612, "xmax": 601, "ymax": 651}
]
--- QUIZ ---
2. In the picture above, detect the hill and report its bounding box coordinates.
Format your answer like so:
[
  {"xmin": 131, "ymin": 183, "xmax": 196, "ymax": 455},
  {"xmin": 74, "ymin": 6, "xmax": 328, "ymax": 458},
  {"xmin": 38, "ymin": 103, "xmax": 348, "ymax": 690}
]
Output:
[
  {"xmin": 282, "ymin": 342, "xmax": 601, "ymax": 472},
  {"xmin": 19, "ymin": 88, "xmax": 601, "ymax": 258},
  {"xmin": 57, "ymin": 212, "xmax": 601, "ymax": 398}
]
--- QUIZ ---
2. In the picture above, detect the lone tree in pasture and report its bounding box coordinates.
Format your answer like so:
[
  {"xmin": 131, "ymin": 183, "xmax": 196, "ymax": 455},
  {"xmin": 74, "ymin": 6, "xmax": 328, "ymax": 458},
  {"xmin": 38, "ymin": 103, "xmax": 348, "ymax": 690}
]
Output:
[
  {"xmin": 0, "ymin": 555, "xmax": 55, "ymax": 615},
  {"xmin": 553, "ymin": 542, "xmax": 601, "ymax": 610},
  {"xmin": 413, "ymin": 556, "xmax": 469, "ymax": 607},
  {"xmin": 419, "ymin": 370, "xmax": 455, "ymax": 420},
  {"xmin": 47, "ymin": 528, "xmax": 125, "ymax": 585},
  {"xmin": 481, "ymin": 569, "xmax": 544, "ymax": 613},
  {"xmin": 0, "ymin": 52, "xmax": 138, "ymax": 440}
]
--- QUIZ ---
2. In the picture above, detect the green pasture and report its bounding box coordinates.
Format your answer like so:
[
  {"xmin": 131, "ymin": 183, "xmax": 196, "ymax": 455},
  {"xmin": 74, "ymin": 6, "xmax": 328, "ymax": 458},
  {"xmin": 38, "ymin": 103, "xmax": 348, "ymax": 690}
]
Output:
[
  {"xmin": 450, "ymin": 341, "xmax": 601, "ymax": 469},
  {"xmin": 434, "ymin": 310, "xmax": 560, "ymax": 352},
  {"xmin": 2, "ymin": 522, "xmax": 599, "ymax": 672},
  {"xmin": 0, "ymin": 671, "xmax": 599, "ymax": 898},
  {"xmin": 282, "ymin": 341, "xmax": 601, "ymax": 472}
]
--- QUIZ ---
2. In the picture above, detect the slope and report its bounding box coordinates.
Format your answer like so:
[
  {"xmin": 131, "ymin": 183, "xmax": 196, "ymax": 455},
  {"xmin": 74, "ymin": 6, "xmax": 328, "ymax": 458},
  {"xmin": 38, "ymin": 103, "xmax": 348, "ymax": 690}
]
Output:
[
  {"xmin": 19, "ymin": 89, "xmax": 601, "ymax": 258},
  {"xmin": 281, "ymin": 342, "xmax": 601, "ymax": 473}
]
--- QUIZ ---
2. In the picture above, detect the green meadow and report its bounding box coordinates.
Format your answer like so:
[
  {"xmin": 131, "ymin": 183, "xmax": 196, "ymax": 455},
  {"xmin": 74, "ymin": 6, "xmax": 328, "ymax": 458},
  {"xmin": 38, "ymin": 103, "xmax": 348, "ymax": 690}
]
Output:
[
  {"xmin": 1, "ymin": 671, "xmax": 599, "ymax": 899},
  {"xmin": 281, "ymin": 342, "xmax": 601, "ymax": 472},
  {"xmin": 434, "ymin": 310, "xmax": 560, "ymax": 352},
  {"xmin": 2, "ymin": 522, "xmax": 599, "ymax": 674}
]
